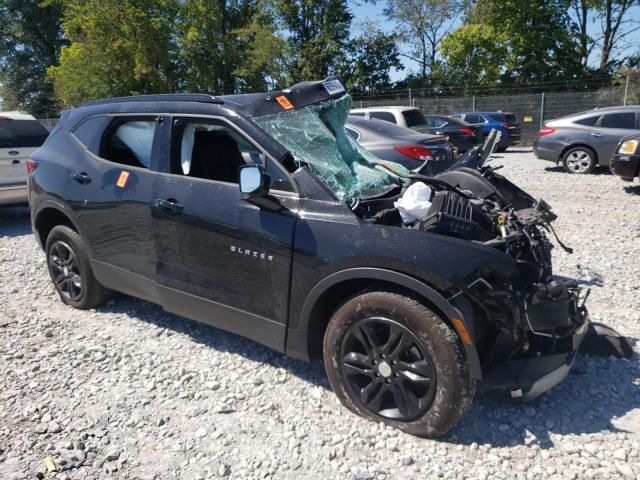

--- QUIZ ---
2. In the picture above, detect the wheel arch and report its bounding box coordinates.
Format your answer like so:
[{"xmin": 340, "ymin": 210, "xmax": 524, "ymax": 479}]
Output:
[
  {"xmin": 34, "ymin": 204, "xmax": 79, "ymax": 249},
  {"xmin": 560, "ymin": 143, "xmax": 598, "ymax": 165},
  {"xmin": 286, "ymin": 267, "xmax": 483, "ymax": 380}
]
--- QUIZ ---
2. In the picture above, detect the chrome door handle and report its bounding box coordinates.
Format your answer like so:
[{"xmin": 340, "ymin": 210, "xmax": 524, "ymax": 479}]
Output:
[{"xmin": 589, "ymin": 133, "xmax": 603, "ymax": 137}]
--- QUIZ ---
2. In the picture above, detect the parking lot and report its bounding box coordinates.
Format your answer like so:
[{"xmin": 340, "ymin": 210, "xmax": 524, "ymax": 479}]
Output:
[{"xmin": 1, "ymin": 149, "xmax": 639, "ymax": 480}]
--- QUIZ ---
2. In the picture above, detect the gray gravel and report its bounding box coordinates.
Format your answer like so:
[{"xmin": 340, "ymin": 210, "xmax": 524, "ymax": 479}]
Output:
[{"xmin": 1, "ymin": 150, "xmax": 639, "ymax": 480}]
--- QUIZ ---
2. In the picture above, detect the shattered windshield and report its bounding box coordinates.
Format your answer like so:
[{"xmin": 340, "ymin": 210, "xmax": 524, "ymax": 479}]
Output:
[{"xmin": 253, "ymin": 95, "xmax": 407, "ymax": 202}]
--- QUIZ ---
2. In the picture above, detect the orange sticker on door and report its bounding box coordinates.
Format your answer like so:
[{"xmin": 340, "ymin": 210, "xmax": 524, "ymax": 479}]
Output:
[
  {"xmin": 275, "ymin": 95, "xmax": 294, "ymax": 110},
  {"xmin": 116, "ymin": 170, "xmax": 130, "ymax": 188}
]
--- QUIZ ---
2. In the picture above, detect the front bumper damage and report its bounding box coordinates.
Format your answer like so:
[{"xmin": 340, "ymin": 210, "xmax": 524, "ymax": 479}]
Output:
[
  {"xmin": 483, "ymin": 307, "xmax": 589, "ymax": 401},
  {"xmin": 476, "ymin": 281, "xmax": 594, "ymax": 401}
]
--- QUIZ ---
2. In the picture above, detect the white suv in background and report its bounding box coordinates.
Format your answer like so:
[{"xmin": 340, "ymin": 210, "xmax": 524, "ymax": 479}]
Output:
[
  {"xmin": 0, "ymin": 112, "xmax": 50, "ymax": 206},
  {"xmin": 350, "ymin": 106, "xmax": 428, "ymax": 131}
]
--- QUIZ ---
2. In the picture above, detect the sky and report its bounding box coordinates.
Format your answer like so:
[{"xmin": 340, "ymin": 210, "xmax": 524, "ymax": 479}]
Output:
[{"xmin": 348, "ymin": 1, "xmax": 640, "ymax": 83}]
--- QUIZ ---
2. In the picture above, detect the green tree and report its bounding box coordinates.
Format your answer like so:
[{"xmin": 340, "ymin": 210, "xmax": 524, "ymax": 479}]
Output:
[
  {"xmin": 336, "ymin": 26, "xmax": 403, "ymax": 94},
  {"xmin": 569, "ymin": 0, "xmax": 640, "ymax": 73},
  {"xmin": 177, "ymin": 0, "xmax": 283, "ymax": 93},
  {"xmin": 0, "ymin": 0, "xmax": 65, "ymax": 115},
  {"xmin": 383, "ymin": 0, "xmax": 467, "ymax": 82},
  {"xmin": 273, "ymin": 0, "xmax": 352, "ymax": 82},
  {"xmin": 457, "ymin": 0, "xmax": 584, "ymax": 84},
  {"xmin": 49, "ymin": 0, "xmax": 181, "ymax": 106},
  {"xmin": 439, "ymin": 23, "xmax": 507, "ymax": 87},
  {"xmin": 233, "ymin": 18, "xmax": 290, "ymax": 91}
]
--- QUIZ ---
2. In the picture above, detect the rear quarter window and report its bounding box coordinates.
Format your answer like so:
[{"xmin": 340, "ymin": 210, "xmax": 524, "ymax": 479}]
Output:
[
  {"xmin": 0, "ymin": 119, "xmax": 49, "ymax": 148},
  {"xmin": 369, "ymin": 111, "xmax": 397, "ymax": 123},
  {"xmin": 72, "ymin": 116, "xmax": 111, "ymax": 152},
  {"xmin": 574, "ymin": 115, "xmax": 600, "ymax": 126},
  {"xmin": 402, "ymin": 109, "xmax": 427, "ymax": 127}
]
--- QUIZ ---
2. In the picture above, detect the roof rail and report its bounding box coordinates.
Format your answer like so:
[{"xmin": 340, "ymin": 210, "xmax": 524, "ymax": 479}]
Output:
[{"xmin": 80, "ymin": 93, "xmax": 224, "ymax": 107}]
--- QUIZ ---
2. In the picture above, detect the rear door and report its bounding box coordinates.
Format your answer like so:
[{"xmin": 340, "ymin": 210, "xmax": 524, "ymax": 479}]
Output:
[
  {"xmin": 152, "ymin": 115, "xmax": 299, "ymax": 351},
  {"xmin": 0, "ymin": 117, "xmax": 49, "ymax": 190},
  {"xmin": 65, "ymin": 114, "xmax": 162, "ymax": 299},
  {"xmin": 590, "ymin": 111, "xmax": 640, "ymax": 165}
]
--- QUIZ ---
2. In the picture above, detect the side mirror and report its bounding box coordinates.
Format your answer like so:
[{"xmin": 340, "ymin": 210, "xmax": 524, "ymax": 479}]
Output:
[{"xmin": 239, "ymin": 165, "xmax": 270, "ymax": 196}]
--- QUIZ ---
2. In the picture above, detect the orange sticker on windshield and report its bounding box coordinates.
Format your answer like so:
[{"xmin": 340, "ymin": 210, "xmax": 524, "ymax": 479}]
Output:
[
  {"xmin": 275, "ymin": 95, "xmax": 294, "ymax": 110},
  {"xmin": 116, "ymin": 170, "xmax": 130, "ymax": 188}
]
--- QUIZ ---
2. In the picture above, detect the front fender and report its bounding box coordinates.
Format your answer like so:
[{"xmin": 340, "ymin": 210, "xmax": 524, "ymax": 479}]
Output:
[{"xmin": 286, "ymin": 267, "xmax": 483, "ymax": 380}]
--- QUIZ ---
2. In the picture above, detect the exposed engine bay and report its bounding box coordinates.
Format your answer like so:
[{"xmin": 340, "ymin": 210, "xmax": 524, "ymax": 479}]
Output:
[{"xmin": 351, "ymin": 141, "xmax": 630, "ymax": 398}]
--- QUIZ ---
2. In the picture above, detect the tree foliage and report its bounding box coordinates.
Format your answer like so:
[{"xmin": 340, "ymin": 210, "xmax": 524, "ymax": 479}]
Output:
[
  {"xmin": 336, "ymin": 25, "xmax": 403, "ymax": 94},
  {"xmin": 48, "ymin": 0, "xmax": 181, "ymax": 105},
  {"xmin": 383, "ymin": 0, "xmax": 467, "ymax": 81},
  {"xmin": 440, "ymin": 23, "xmax": 507, "ymax": 86},
  {"xmin": 273, "ymin": 0, "xmax": 352, "ymax": 82},
  {"xmin": 0, "ymin": 0, "xmax": 65, "ymax": 115},
  {"xmin": 444, "ymin": 0, "xmax": 585, "ymax": 86},
  {"xmin": 49, "ymin": 0, "xmax": 288, "ymax": 105}
]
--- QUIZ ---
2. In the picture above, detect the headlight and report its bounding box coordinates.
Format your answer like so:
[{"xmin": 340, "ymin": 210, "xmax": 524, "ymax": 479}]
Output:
[{"xmin": 618, "ymin": 139, "xmax": 639, "ymax": 154}]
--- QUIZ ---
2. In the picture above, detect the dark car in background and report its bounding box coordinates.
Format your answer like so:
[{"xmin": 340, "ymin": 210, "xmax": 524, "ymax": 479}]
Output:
[
  {"xmin": 423, "ymin": 114, "xmax": 482, "ymax": 153},
  {"xmin": 452, "ymin": 112, "xmax": 521, "ymax": 151},
  {"xmin": 534, "ymin": 106, "xmax": 640, "ymax": 174},
  {"xmin": 611, "ymin": 133, "xmax": 640, "ymax": 182},
  {"xmin": 345, "ymin": 115, "xmax": 456, "ymax": 176}
]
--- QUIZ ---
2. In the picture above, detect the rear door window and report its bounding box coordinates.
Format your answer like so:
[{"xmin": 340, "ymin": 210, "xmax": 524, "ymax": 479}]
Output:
[
  {"xmin": 599, "ymin": 112, "xmax": 636, "ymax": 129},
  {"xmin": 0, "ymin": 119, "xmax": 49, "ymax": 148},
  {"xmin": 402, "ymin": 110, "xmax": 427, "ymax": 127},
  {"xmin": 464, "ymin": 114, "xmax": 482, "ymax": 124},
  {"xmin": 369, "ymin": 111, "xmax": 397, "ymax": 123},
  {"xmin": 100, "ymin": 118, "xmax": 157, "ymax": 169}
]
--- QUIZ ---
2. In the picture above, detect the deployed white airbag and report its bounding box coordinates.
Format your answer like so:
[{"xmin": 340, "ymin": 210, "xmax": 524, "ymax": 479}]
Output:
[{"xmin": 394, "ymin": 182, "xmax": 432, "ymax": 224}]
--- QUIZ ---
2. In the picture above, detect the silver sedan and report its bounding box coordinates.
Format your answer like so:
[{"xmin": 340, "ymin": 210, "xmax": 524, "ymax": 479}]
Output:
[{"xmin": 533, "ymin": 106, "xmax": 640, "ymax": 173}]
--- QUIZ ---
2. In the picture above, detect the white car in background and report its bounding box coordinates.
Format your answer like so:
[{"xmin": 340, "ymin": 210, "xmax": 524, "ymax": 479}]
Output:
[{"xmin": 0, "ymin": 112, "xmax": 50, "ymax": 206}]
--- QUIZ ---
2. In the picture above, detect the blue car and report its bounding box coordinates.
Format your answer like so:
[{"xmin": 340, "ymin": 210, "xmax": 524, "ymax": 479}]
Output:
[{"xmin": 452, "ymin": 112, "xmax": 521, "ymax": 151}]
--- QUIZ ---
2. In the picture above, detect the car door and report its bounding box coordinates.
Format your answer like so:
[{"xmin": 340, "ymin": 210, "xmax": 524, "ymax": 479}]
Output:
[
  {"xmin": 65, "ymin": 114, "xmax": 162, "ymax": 301},
  {"xmin": 152, "ymin": 115, "xmax": 298, "ymax": 351},
  {"xmin": 589, "ymin": 111, "xmax": 640, "ymax": 165},
  {"xmin": 0, "ymin": 117, "xmax": 49, "ymax": 194}
]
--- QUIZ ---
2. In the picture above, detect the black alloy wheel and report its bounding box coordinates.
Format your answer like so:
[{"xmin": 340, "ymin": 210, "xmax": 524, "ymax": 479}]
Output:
[
  {"xmin": 49, "ymin": 240, "xmax": 83, "ymax": 302},
  {"xmin": 45, "ymin": 225, "xmax": 111, "ymax": 309},
  {"xmin": 340, "ymin": 317, "xmax": 436, "ymax": 421},
  {"xmin": 323, "ymin": 291, "xmax": 475, "ymax": 437}
]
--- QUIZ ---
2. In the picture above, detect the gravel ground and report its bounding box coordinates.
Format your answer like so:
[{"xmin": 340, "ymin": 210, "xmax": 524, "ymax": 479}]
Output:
[{"xmin": 1, "ymin": 150, "xmax": 639, "ymax": 480}]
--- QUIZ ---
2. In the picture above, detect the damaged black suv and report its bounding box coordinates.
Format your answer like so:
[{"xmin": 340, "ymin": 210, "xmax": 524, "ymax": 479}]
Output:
[{"xmin": 29, "ymin": 78, "xmax": 614, "ymax": 437}]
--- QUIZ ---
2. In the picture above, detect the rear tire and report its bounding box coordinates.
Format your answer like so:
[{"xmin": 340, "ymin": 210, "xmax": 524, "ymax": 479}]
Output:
[
  {"xmin": 563, "ymin": 147, "xmax": 596, "ymax": 174},
  {"xmin": 45, "ymin": 225, "xmax": 110, "ymax": 310},
  {"xmin": 323, "ymin": 291, "xmax": 475, "ymax": 437}
]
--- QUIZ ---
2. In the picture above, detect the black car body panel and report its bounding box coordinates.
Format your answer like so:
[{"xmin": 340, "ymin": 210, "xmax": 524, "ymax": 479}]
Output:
[
  {"xmin": 30, "ymin": 77, "xmax": 591, "ymax": 401},
  {"xmin": 611, "ymin": 133, "xmax": 640, "ymax": 181}
]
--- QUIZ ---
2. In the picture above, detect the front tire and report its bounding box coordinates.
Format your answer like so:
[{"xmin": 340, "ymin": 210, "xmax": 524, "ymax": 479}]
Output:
[
  {"xmin": 323, "ymin": 291, "xmax": 475, "ymax": 437},
  {"xmin": 45, "ymin": 225, "xmax": 110, "ymax": 309},
  {"xmin": 563, "ymin": 147, "xmax": 596, "ymax": 173}
]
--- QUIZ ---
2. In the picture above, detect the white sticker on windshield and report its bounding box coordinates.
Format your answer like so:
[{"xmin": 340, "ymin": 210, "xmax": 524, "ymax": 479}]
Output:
[{"xmin": 322, "ymin": 80, "xmax": 345, "ymax": 96}]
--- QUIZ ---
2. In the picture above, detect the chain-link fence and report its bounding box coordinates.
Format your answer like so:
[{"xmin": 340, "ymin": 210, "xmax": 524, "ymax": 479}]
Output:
[{"xmin": 352, "ymin": 85, "xmax": 640, "ymax": 145}]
